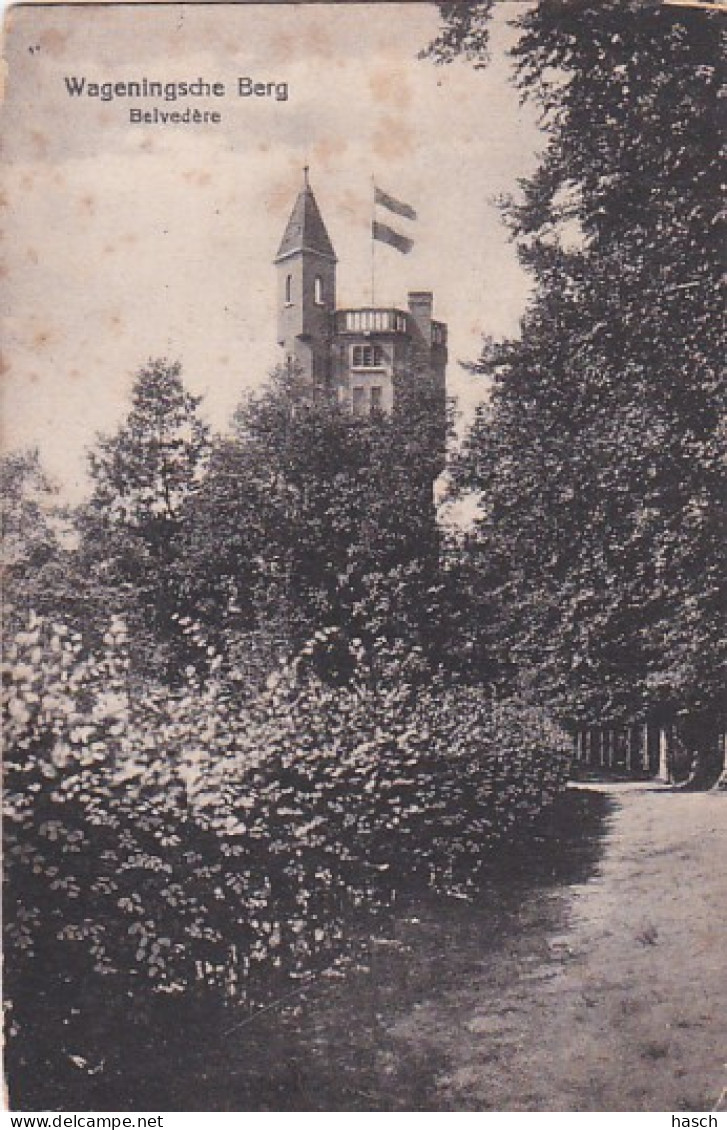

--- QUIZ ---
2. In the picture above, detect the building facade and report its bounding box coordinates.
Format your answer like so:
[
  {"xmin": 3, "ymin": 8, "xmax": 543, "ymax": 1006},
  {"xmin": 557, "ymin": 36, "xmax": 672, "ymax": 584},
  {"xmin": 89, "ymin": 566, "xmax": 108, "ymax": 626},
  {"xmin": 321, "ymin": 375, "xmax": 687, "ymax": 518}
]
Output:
[{"xmin": 274, "ymin": 174, "xmax": 447, "ymax": 417}]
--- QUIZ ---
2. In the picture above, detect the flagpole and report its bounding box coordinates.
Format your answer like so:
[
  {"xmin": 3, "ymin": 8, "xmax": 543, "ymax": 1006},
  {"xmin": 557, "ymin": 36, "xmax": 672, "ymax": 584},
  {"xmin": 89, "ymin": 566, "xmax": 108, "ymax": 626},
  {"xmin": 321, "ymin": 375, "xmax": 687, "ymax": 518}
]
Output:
[{"xmin": 371, "ymin": 173, "xmax": 376, "ymax": 306}]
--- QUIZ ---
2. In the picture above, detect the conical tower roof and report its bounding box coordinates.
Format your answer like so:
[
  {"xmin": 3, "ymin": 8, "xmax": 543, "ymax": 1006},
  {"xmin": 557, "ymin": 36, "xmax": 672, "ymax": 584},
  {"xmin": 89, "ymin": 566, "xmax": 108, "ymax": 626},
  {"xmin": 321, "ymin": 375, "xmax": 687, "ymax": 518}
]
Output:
[{"xmin": 274, "ymin": 172, "xmax": 337, "ymax": 264}]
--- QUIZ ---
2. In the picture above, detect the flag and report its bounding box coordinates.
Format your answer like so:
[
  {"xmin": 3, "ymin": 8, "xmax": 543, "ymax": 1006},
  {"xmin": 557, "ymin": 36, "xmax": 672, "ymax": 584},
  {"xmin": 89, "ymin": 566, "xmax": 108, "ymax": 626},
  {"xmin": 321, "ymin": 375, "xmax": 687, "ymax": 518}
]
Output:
[
  {"xmin": 374, "ymin": 185, "xmax": 417, "ymax": 221},
  {"xmin": 372, "ymin": 220, "xmax": 414, "ymax": 255}
]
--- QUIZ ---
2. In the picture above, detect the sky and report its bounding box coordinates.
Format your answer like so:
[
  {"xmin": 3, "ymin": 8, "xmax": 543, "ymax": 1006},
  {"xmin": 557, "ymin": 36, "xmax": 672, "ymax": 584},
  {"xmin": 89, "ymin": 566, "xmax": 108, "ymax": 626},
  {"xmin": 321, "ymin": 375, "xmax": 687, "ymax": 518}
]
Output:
[{"xmin": 1, "ymin": 2, "xmax": 543, "ymax": 499}]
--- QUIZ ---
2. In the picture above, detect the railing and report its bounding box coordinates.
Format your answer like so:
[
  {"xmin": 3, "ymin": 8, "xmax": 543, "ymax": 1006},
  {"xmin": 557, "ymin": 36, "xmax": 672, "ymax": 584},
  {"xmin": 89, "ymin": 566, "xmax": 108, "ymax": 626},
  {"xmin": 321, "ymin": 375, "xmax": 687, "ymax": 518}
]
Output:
[
  {"xmin": 334, "ymin": 308, "xmax": 409, "ymax": 335},
  {"xmin": 335, "ymin": 309, "xmax": 448, "ymax": 346}
]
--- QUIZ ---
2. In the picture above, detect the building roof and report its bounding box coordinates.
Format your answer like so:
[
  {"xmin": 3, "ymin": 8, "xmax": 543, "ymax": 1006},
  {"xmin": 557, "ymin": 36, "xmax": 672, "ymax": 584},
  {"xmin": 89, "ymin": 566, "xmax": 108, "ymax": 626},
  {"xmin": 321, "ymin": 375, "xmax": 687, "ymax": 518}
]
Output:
[{"xmin": 274, "ymin": 178, "xmax": 337, "ymax": 264}]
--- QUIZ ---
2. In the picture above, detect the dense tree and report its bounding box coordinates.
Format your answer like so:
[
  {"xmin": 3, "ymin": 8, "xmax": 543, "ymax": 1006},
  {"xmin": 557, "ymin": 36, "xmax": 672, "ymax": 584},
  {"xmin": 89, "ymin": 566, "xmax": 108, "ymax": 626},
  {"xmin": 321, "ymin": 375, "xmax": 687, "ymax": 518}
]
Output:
[
  {"xmin": 432, "ymin": 2, "xmax": 725, "ymax": 771},
  {"xmin": 76, "ymin": 359, "xmax": 211, "ymax": 679},
  {"xmin": 1, "ymin": 450, "xmax": 80, "ymax": 636},
  {"xmin": 182, "ymin": 364, "xmax": 450, "ymax": 682}
]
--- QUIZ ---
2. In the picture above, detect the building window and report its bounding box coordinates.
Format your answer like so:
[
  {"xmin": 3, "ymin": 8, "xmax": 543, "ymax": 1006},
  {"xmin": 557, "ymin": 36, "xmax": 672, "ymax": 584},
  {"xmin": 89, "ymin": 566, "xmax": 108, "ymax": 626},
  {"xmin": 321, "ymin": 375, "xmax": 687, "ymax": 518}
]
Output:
[
  {"xmin": 351, "ymin": 344, "xmax": 384, "ymax": 369},
  {"xmin": 314, "ymin": 275, "xmax": 324, "ymax": 305},
  {"xmin": 352, "ymin": 387, "xmax": 367, "ymax": 416},
  {"xmin": 285, "ymin": 274, "xmax": 293, "ymax": 305},
  {"xmin": 370, "ymin": 386, "xmax": 383, "ymax": 413}
]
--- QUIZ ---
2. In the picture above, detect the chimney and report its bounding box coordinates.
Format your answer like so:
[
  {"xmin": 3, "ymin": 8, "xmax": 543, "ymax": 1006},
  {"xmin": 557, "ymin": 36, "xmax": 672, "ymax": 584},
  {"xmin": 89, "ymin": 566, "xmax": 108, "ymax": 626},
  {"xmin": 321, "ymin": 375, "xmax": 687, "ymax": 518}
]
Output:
[{"xmin": 407, "ymin": 291, "xmax": 433, "ymax": 344}]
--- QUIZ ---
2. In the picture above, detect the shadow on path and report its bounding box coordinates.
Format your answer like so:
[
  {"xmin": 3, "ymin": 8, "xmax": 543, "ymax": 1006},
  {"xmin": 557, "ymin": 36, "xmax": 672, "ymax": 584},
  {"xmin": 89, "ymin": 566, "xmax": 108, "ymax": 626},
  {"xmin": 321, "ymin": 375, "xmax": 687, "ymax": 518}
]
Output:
[
  {"xmin": 127, "ymin": 780, "xmax": 722, "ymax": 1112},
  {"xmin": 9, "ymin": 787, "xmax": 613, "ymax": 1111},
  {"xmin": 158, "ymin": 786, "xmax": 613, "ymax": 1111}
]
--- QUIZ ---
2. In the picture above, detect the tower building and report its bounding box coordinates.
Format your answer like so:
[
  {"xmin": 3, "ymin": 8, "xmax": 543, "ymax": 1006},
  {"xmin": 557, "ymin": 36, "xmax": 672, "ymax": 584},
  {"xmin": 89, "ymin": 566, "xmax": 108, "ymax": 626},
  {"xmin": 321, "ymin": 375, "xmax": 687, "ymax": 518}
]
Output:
[
  {"xmin": 274, "ymin": 173, "xmax": 447, "ymax": 418},
  {"xmin": 274, "ymin": 170, "xmax": 337, "ymax": 390}
]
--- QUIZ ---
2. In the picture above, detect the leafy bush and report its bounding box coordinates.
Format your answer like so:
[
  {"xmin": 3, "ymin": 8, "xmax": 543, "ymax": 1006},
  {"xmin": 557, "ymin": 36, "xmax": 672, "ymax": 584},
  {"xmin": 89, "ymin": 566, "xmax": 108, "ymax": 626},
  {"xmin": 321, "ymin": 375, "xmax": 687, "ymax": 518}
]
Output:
[{"xmin": 3, "ymin": 615, "xmax": 570, "ymax": 1092}]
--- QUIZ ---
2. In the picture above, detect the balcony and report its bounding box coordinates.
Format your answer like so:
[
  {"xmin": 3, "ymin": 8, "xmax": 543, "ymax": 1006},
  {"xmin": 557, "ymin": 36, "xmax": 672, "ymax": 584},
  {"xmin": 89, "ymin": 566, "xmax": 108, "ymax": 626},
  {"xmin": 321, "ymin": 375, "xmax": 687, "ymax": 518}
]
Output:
[{"xmin": 334, "ymin": 308, "xmax": 409, "ymax": 335}]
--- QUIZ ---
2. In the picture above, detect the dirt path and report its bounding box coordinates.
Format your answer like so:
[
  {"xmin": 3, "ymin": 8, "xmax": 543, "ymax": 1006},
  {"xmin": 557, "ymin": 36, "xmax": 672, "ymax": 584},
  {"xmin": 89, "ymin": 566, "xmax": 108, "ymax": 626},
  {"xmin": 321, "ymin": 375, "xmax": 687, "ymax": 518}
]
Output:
[
  {"xmin": 397, "ymin": 781, "xmax": 727, "ymax": 1112},
  {"xmin": 216, "ymin": 781, "xmax": 726, "ymax": 1113},
  {"xmin": 123, "ymin": 781, "xmax": 724, "ymax": 1111}
]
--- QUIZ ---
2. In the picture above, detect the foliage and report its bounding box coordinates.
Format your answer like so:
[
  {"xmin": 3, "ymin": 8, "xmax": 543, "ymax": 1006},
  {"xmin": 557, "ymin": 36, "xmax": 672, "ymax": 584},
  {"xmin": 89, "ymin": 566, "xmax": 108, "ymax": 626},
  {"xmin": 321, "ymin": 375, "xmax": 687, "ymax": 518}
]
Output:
[
  {"xmin": 3, "ymin": 613, "xmax": 570, "ymax": 1096},
  {"xmin": 421, "ymin": 0, "xmax": 495, "ymax": 68},
  {"xmin": 432, "ymin": 2, "xmax": 725, "ymax": 734},
  {"xmin": 9, "ymin": 362, "xmax": 452, "ymax": 690},
  {"xmin": 1, "ymin": 451, "xmax": 80, "ymax": 638},
  {"xmin": 181, "ymin": 365, "xmax": 451, "ymax": 679},
  {"xmin": 76, "ymin": 359, "xmax": 211, "ymax": 679}
]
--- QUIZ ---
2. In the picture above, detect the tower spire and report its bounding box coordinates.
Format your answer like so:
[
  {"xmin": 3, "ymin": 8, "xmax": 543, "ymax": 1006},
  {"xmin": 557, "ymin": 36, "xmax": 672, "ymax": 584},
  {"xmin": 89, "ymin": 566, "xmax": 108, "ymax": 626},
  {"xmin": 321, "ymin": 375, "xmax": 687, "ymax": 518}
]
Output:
[
  {"xmin": 274, "ymin": 175, "xmax": 337, "ymax": 264},
  {"xmin": 274, "ymin": 175, "xmax": 337, "ymax": 389}
]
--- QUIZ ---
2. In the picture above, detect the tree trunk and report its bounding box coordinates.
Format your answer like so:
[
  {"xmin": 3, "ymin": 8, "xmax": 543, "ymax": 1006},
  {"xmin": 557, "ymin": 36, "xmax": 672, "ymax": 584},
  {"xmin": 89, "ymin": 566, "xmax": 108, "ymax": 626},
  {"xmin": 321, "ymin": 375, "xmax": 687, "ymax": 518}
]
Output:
[
  {"xmin": 714, "ymin": 731, "xmax": 727, "ymax": 791},
  {"xmin": 657, "ymin": 725, "xmax": 671, "ymax": 784},
  {"xmin": 641, "ymin": 722, "xmax": 651, "ymax": 774}
]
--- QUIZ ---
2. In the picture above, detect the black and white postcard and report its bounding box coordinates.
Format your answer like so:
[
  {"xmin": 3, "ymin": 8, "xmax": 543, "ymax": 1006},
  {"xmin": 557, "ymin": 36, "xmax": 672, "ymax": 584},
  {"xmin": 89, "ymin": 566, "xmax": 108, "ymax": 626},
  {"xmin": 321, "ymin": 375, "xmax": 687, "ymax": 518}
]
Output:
[{"xmin": 2, "ymin": 0, "xmax": 725, "ymax": 1114}]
